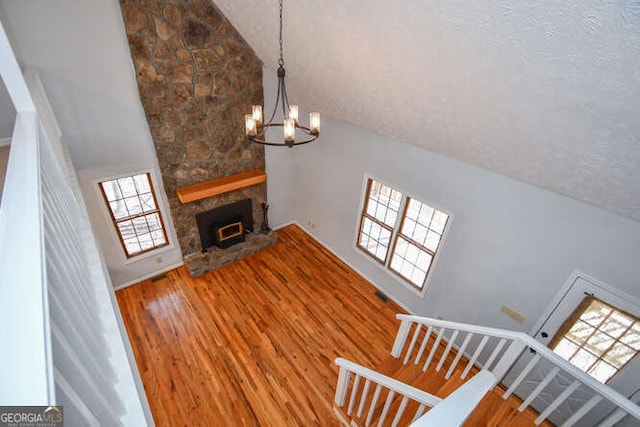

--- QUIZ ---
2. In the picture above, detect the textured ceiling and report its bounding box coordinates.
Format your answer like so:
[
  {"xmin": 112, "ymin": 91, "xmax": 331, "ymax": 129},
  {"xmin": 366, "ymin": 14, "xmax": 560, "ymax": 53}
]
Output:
[{"xmin": 212, "ymin": 0, "xmax": 640, "ymax": 222}]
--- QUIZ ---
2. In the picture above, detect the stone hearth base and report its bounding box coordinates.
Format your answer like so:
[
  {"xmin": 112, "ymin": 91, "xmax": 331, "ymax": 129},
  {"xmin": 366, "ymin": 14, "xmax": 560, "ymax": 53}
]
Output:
[{"xmin": 183, "ymin": 231, "xmax": 277, "ymax": 277}]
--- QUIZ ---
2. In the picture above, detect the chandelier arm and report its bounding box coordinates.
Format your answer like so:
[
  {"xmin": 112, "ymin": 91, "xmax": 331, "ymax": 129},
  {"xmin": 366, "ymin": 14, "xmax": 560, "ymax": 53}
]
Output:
[
  {"xmin": 264, "ymin": 72, "xmax": 282, "ymax": 127},
  {"xmin": 279, "ymin": 76, "xmax": 288, "ymax": 119}
]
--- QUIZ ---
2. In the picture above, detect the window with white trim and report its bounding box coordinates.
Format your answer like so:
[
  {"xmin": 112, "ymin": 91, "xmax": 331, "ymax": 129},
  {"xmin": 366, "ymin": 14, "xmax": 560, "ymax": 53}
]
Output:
[
  {"xmin": 357, "ymin": 178, "xmax": 449, "ymax": 291},
  {"xmin": 99, "ymin": 172, "xmax": 169, "ymax": 258}
]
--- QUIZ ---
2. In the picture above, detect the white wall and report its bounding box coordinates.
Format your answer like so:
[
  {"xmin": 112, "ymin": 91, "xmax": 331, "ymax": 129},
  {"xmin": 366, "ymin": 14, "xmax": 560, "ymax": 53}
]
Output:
[
  {"xmin": 0, "ymin": 77, "xmax": 15, "ymax": 138},
  {"xmin": 0, "ymin": 0, "xmax": 183, "ymax": 288},
  {"xmin": 267, "ymin": 113, "xmax": 640, "ymax": 332}
]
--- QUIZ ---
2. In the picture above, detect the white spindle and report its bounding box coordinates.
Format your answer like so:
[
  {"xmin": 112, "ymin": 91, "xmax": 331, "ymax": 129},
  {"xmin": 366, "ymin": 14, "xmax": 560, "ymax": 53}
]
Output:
[
  {"xmin": 412, "ymin": 404, "xmax": 426, "ymax": 422},
  {"xmin": 403, "ymin": 324, "xmax": 422, "ymax": 364},
  {"xmin": 423, "ymin": 327, "xmax": 445, "ymax": 371},
  {"xmin": 414, "ymin": 326, "xmax": 432, "ymax": 364},
  {"xmin": 347, "ymin": 374, "xmax": 361, "ymax": 415},
  {"xmin": 377, "ymin": 390, "xmax": 395, "ymax": 427},
  {"xmin": 534, "ymin": 380, "xmax": 580, "ymax": 425},
  {"xmin": 462, "ymin": 335, "xmax": 489, "ymax": 379},
  {"xmin": 561, "ymin": 395, "xmax": 603, "ymax": 427},
  {"xmin": 50, "ymin": 324, "xmax": 123, "ymax": 423},
  {"xmin": 597, "ymin": 408, "xmax": 629, "ymax": 427},
  {"xmin": 503, "ymin": 354, "xmax": 542, "ymax": 399},
  {"xmin": 484, "ymin": 338, "xmax": 506, "ymax": 370},
  {"xmin": 490, "ymin": 339, "xmax": 526, "ymax": 381},
  {"xmin": 366, "ymin": 384, "xmax": 383, "ymax": 426},
  {"xmin": 392, "ymin": 396, "xmax": 409, "ymax": 427},
  {"xmin": 358, "ymin": 379, "xmax": 372, "ymax": 418},
  {"xmin": 54, "ymin": 368, "xmax": 100, "ymax": 426},
  {"xmin": 436, "ymin": 330, "xmax": 458, "ymax": 372},
  {"xmin": 519, "ymin": 366, "xmax": 560, "ymax": 411},
  {"xmin": 334, "ymin": 367, "xmax": 349, "ymax": 406},
  {"xmin": 446, "ymin": 332, "xmax": 473, "ymax": 379}
]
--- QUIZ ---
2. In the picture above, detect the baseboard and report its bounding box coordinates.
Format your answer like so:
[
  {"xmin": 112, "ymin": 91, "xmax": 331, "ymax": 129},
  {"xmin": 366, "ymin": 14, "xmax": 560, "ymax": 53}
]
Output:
[
  {"xmin": 289, "ymin": 221, "xmax": 415, "ymax": 316},
  {"xmin": 0, "ymin": 137, "xmax": 11, "ymax": 147},
  {"xmin": 113, "ymin": 261, "xmax": 184, "ymax": 291},
  {"xmin": 273, "ymin": 220, "xmax": 297, "ymax": 230}
]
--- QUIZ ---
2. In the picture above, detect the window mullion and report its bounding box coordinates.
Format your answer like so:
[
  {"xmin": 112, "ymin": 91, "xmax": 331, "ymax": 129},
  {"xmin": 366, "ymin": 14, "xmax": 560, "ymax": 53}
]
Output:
[{"xmin": 386, "ymin": 195, "xmax": 409, "ymax": 268}]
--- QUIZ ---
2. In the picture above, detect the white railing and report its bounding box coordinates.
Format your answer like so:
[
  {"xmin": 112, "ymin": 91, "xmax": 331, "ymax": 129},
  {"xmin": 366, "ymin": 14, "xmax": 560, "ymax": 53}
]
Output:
[
  {"xmin": 410, "ymin": 370, "xmax": 496, "ymax": 427},
  {"xmin": 392, "ymin": 314, "xmax": 640, "ymax": 426},
  {"xmin": 0, "ymin": 21, "xmax": 152, "ymax": 425},
  {"xmin": 334, "ymin": 357, "xmax": 442, "ymax": 426}
]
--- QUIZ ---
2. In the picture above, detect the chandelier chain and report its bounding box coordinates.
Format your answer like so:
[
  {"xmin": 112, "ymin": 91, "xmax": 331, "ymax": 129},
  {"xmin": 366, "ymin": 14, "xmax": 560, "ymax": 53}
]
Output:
[{"xmin": 278, "ymin": 0, "xmax": 284, "ymax": 66}]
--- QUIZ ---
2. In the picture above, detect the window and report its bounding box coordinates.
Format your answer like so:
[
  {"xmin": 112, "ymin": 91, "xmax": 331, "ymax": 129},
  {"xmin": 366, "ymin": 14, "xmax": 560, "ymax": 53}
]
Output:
[
  {"xmin": 99, "ymin": 172, "xmax": 168, "ymax": 258},
  {"xmin": 551, "ymin": 297, "xmax": 640, "ymax": 383},
  {"xmin": 357, "ymin": 178, "xmax": 449, "ymax": 291}
]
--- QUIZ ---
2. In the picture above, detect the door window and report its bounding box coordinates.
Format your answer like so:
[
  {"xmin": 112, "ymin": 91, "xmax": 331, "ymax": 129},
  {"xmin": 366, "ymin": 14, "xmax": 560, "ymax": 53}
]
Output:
[{"xmin": 550, "ymin": 296, "xmax": 640, "ymax": 383}]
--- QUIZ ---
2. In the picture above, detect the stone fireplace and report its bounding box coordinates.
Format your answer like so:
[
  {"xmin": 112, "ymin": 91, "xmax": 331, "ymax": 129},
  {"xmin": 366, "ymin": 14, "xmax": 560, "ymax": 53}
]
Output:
[{"xmin": 119, "ymin": 0, "xmax": 276, "ymax": 276}]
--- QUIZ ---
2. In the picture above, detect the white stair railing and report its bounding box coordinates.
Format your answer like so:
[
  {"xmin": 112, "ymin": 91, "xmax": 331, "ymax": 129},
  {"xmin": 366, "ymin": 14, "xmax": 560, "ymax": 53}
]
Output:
[
  {"xmin": 392, "ymin": 314, "xmax": 640, "ymax": 426},
  {"xmin": 334, "ymin": 357, "xmax": 442, "ymax": 426},
  {"xmin": 0, "ymin": 20, "xmax": 152, "ymax": 425}
]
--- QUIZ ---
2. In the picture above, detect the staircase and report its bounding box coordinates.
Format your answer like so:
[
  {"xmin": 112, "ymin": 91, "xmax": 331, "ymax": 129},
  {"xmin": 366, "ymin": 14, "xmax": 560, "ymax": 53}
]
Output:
[{"xmin": 333, "ymin": 314, "xmax": 640, "ymax": 426}]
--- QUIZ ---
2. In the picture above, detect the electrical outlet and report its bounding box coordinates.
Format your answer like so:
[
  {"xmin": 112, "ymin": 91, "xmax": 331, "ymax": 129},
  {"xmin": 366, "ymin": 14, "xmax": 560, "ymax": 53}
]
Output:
[{"xmin": 501, "ymin": 305, "xmax": 525, "ymax": 323}]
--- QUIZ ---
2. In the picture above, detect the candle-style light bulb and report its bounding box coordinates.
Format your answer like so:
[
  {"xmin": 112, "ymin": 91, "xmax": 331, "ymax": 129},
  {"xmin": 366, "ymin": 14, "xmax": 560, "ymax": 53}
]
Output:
[
  {"xmin": 284, "ymin": 118, "xmax": 296, "ymax": 143},
  {"xmin": 289, "ymin": 105, "xmax": 299, "ymax": 124},
  {"xmin": 309, "ymin": 112, "xmax": 320, "ymax": 134},
  {"xmin": 252, "ymin": 105, "xmax": 263, "ymax": 125},
  {"xmin": 245, "ymin": 114, "xmax": 257, "ymax": 137}
]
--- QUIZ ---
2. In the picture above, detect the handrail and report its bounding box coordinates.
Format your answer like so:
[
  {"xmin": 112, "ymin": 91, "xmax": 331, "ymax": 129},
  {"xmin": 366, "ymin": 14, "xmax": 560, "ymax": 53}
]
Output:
[
  {"xmin": 335, "ymin": 357, "xmax": 442, "ymax": 408},
  {"xmin": 410, "ymin": 370, "xmax": 496, "ymax": 427},
  {"xmin": 397, "ymin": 314, "xmax": 640, "ymax": 420}
]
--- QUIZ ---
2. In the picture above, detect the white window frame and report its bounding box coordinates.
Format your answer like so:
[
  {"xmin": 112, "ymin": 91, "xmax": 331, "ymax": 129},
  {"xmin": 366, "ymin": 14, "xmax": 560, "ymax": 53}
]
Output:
[
  {"xmin": 353, "ymin": 175, "xmax": 452, "ymax": 298},
  {"xmin": 94, "ymin": 169, "xmax": 175, "ymax": 264}
]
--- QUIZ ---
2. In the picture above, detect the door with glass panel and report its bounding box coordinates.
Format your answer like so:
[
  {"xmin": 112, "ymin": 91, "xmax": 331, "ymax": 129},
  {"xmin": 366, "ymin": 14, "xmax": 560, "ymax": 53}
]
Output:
[{"xmin": 524, "ymin": 273, "xmax": 640, "ymax": 424}]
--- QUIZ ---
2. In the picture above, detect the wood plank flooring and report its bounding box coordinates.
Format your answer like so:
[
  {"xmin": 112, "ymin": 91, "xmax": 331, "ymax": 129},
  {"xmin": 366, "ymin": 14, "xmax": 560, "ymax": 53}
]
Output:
[{"xmin": 116, "ymin": 224, "xmax": 405, "ymax": 426}]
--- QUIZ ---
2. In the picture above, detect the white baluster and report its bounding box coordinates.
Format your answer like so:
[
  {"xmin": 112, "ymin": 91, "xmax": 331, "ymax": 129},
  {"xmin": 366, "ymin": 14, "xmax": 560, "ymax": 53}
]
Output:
[
  {"xmin": 377, "ymin": 390, "xmax": 396, "ymax": 427},
  {"xmin": 423, "ymin": 327, "xmax": 445, "ymax": 372},
  {"xmin": 436, "ymin": 330, "xmax": 459, "ymax": 372},
  {"xmin": 414, "ymin": 326, "xmax": 432, "ymax": 365},
  {"xmin": 357, "ymin": 379, "xmax": 372, "ymax": 418},
  {"xmin": 348, "ymin": 374, "xmax": 361, "ymax": 415},
  {"xmin": 366, "ymin": 384, "xmax": 383, "ymax": 427},
  {"xmin": 446, "ymin": 332, "xmax": 473, "ymax": 380},
  {"xmin": 561, "ymin": 395, "xmax": 603, "ymax": 427},
  {"xmin": 484, "ymin": 338, "xmax": 506, "ymax": 370},
  {"xmin": 519, "ymin": 366, "xmax": 560, "ymax": 411},
  {"xmin": 503, "ymin": 354, "xmax": 541, "ymax": 399},
  {"xmin": 535, "ymin": 380, "xmax": 580, "ymax": 425},
  {"xmin": 462, "ymin": 335, "xmax": 489, "ymax": 379},
  {"xmin": 403, "ymin": 324, "xmax": 422, "ymax": 364},
  {"xmin": 334, "ymin": 367, "xmax": 350, "ymax": 406},
  {"xmin": 412, "ymin": 404, "xmax": 426, "ymax": 423},
  {"xmin": 392, "ymin": 396, "xmax": 409, "ymax": 427},
  {"xmin": 596, "ymin": 407, "xmax": 629, "ymax": 427}
]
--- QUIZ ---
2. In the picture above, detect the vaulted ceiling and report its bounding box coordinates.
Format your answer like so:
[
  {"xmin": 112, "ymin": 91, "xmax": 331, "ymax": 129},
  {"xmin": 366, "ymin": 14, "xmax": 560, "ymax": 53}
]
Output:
[
  {"xmin": 1, "ymin": 0, "xmax": 639, "ymax": 222},
  {"xmin": 213, "ymin": 0, "xmax": 640, "ymax": 222}
]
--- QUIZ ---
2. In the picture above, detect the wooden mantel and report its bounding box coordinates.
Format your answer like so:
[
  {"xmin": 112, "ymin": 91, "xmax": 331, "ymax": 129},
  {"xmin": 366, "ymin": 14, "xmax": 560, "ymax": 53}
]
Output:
[{"xmin": 176, "ymin": 169, "xmax": 267, "ymax": 203}]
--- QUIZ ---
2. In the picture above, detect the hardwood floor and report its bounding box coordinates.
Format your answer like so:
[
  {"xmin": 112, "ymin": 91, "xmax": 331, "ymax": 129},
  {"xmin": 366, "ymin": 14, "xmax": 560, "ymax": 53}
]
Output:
[{"xmin": 116, "ymin": 224, "xmax": 405, "ymax": 426}]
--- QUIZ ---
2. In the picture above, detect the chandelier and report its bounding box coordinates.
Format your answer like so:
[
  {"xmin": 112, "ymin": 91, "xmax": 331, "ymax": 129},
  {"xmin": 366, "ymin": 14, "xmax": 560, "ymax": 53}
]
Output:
[{"xmin": 245, "ymin": 0, "xmax": 320, "ymax": 147}]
